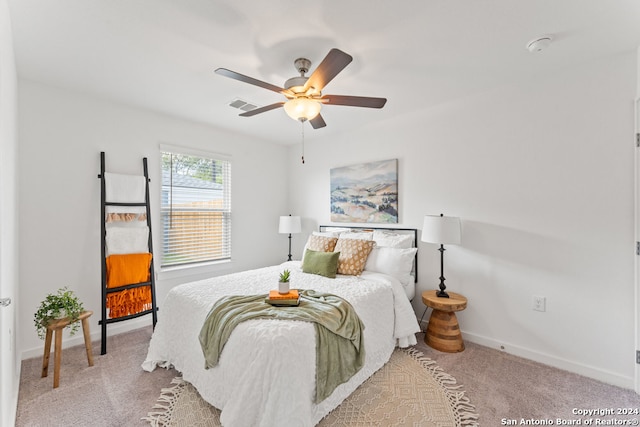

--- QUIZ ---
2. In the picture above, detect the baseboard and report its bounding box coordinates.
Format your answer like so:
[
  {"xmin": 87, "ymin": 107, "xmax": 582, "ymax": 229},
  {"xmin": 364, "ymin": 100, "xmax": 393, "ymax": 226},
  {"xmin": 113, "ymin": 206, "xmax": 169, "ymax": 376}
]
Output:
[
  {"xmin": 5, "ymin": 393, "xmax": 18, "ymax": 427},
  {"xmin": 20, "ymin": 316, "xmax": 151, "ymax": 360},
  {"xmin": 463, "ymin": 330, "xmax": 634, "ymax": 390},
  {"xmin": 417, "ymin": 319, "xmax": 634, "ymax": 390},
  {"xmin": 5, "ymin": 367, "xmax": 19, "ymax": 427}
]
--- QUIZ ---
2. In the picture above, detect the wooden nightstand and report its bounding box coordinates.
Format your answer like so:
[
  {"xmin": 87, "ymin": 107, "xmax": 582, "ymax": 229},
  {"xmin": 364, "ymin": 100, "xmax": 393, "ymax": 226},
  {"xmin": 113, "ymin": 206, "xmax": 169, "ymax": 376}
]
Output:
[{"xmin": 421, "ymin": 290, "xmax": 467, "ymax": 353}]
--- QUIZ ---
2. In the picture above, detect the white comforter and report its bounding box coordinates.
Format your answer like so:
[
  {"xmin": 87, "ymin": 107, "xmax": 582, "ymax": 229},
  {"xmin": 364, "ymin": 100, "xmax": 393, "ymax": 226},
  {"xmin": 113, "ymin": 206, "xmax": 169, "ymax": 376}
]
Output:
[{"xmin": 142, "ymin": 261, "xmax": 419, "ymax": 427}]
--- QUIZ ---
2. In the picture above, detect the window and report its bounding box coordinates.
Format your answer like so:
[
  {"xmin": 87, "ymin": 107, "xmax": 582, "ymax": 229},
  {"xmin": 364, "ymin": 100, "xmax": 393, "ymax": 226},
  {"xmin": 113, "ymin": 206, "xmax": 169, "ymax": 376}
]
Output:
[{"xmin": 161, "ymin": 147, "xmax": 231, "ymax": 268}]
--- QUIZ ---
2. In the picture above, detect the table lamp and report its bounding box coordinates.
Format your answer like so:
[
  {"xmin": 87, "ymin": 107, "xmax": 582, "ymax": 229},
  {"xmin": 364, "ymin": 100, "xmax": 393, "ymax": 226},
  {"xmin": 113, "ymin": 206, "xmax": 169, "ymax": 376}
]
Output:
[
  {"xmin": 279, "ymin": 215, "xmax": 301, "ymax": 261},
  {"xmin": 421, "ymin": 214, "xmax": 461, "ymax": 298}
]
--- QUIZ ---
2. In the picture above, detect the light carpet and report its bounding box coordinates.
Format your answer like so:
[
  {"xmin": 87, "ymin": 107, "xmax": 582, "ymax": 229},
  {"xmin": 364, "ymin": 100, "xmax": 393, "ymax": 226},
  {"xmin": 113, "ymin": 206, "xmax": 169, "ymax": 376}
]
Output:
[{"xmin": 143, "ymin": 347, "xmax": 479, "ymax": 426}]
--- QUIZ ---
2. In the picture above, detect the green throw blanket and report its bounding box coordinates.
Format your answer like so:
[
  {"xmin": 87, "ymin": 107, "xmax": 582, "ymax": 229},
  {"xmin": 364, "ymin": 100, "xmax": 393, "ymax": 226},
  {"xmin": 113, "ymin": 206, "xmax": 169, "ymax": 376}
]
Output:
[{"xmin": 198, "ymin": 289, "xmax": 365, "ymax": 403}]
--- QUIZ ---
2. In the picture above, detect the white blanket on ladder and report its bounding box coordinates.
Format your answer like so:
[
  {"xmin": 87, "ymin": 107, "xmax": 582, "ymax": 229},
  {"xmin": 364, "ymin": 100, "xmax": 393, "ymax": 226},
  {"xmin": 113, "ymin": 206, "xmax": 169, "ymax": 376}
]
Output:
[
  {"xmin": 105, "ymin": 227, "xmax": 149, "ymax": 256},
  {"xmin": 104, "ymin": 172, "xmax": 147, "ymax": 214}
]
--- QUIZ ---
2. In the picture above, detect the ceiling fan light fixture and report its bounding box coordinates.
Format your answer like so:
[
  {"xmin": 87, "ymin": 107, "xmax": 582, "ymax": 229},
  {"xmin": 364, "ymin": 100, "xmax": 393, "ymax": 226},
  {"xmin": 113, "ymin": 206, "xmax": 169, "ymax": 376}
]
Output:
[
  {"xmin": 284, "ymin": 97, "xmax": 321, "ymax": 122},
  {"xmin": 284, "ymin": 76, "xmax": 308, "ymax": 92},
  {"xmin": 216, "ymin": 48, "xmax": 385, "ymax": 129}
]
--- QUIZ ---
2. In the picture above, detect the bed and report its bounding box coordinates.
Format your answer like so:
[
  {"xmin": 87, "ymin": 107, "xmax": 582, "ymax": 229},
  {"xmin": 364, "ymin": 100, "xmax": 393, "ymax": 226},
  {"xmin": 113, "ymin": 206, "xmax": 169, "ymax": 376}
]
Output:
[{"xmin": 142, "ymin": 226, "xmax": 420, "ymax": 427}]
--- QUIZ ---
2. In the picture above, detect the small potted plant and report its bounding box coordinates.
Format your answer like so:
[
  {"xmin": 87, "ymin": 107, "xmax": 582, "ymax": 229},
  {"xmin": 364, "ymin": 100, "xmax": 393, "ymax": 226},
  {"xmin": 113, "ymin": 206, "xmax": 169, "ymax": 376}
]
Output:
[
  {"xmin": 278, "ymin": 269, "xmax": 291, "ymax": 294},
  {"xmin": 34, "ymin": 287, "xmax": 85, "ymax": 340}
]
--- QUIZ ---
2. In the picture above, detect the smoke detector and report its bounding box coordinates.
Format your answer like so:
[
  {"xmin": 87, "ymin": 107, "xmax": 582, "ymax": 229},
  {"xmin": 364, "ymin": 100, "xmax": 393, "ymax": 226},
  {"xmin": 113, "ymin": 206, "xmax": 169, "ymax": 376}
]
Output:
[{"xmin": 527, "ymin": 36, "xmax": 552, "ymax": 53}]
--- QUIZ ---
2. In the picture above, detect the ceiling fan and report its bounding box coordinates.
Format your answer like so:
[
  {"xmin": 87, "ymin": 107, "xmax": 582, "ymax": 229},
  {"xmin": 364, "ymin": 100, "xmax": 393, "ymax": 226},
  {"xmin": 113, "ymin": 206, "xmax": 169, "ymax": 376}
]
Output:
[{"xmin": 215, "ymin": 48, "xmax": 387, "ymax": 129}]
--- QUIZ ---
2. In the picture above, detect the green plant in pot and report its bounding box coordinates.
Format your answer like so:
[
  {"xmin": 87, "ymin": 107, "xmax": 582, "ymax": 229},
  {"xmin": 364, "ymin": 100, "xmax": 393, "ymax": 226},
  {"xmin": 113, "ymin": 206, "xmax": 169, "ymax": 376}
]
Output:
[
  {"xmin": 278, "ymin": 269, "xmax": 291, "ymax": 294},
  {"xmin": 34, "ymin": 287, "xmax": 85, "ymax": 340}
]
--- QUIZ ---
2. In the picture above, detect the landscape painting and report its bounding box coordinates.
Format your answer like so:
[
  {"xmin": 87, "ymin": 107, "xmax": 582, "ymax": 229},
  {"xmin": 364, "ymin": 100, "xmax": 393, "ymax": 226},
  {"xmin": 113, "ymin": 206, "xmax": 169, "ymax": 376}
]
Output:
[{"xmin": 330, "ymin": 159, "xmax": 398, "ymax": 223}]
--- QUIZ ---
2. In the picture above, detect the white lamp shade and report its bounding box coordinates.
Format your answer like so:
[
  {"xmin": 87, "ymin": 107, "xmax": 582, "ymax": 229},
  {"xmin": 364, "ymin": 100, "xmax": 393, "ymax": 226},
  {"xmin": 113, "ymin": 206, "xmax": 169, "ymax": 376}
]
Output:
[
  {"xmin": 279, "ymin": 216, "xmax": 301, "ymax": 234},
  {"xmin": 421, "ymin": 215, "xmax": 461, "ymax": 245},
  {"xmin": 283, "ymin": 98, "xmax": 321, "ymax": 121}
]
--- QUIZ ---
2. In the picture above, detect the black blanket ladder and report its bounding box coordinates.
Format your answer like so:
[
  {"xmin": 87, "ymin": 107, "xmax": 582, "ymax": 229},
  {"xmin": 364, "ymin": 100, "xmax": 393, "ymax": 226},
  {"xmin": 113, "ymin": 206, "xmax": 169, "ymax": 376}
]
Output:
[{"xmin": 98, "ymin": 151, "xmax": 158, "ymax": 355}]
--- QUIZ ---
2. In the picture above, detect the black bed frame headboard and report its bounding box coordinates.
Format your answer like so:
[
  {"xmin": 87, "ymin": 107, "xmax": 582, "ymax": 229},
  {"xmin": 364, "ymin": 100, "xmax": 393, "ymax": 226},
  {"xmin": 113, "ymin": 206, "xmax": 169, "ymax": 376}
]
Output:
[{"xmin": 318, "ymin": 225, "xmax": 419, "ymax": 283}]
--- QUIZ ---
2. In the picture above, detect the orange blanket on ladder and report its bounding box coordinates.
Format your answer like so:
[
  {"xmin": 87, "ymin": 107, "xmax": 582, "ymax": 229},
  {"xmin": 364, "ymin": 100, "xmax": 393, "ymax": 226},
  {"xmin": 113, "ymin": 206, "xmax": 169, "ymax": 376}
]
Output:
[{"xmin": 105, "ymin": 253, "xmax": 153, "ymax": 318}]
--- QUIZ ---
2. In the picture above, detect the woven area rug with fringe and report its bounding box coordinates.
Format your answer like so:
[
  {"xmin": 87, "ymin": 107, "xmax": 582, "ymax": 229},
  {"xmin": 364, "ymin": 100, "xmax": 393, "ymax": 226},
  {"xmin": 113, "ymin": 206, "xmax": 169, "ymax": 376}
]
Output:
[{"xmin": 143, "ymin": 348, "xmax": 479, "ymax": 426}]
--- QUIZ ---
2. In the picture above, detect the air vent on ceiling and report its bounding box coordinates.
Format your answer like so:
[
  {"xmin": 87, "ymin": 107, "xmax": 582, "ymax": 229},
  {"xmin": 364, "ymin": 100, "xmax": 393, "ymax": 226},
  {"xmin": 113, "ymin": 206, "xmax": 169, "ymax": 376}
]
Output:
[{"xmin": 229, "ymin": 98, "xmax": 257, "ymax": 112}]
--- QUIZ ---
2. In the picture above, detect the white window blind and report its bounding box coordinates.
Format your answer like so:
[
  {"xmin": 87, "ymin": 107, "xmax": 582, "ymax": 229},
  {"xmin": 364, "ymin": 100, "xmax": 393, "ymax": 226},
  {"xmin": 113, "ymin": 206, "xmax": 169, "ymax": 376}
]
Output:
[{"xmin": 161, "ymin": 149, "xmax": 231, "ymax": 267}]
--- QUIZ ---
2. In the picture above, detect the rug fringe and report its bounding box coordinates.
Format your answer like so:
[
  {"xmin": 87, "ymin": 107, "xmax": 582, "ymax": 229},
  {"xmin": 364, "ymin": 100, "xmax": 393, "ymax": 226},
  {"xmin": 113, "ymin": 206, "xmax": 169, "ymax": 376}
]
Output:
[
  {"xmin": 404, "ymin": 347, "xmax": 480, "ymax": 426},
  {"xmin": 142, "ymin": 377, "xmax": 186, "ymax": 426}
]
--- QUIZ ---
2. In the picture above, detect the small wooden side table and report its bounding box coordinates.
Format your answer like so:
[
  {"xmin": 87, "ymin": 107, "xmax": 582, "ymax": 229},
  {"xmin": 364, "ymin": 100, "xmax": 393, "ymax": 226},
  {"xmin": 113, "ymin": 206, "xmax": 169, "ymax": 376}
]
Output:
[
  {"xmin": 41, "ymin": 310, "xmax": 94, "ymax": 388},
  {"xmin": 421, "ymin": 290, "xmax": 467, "ymax": 353}
]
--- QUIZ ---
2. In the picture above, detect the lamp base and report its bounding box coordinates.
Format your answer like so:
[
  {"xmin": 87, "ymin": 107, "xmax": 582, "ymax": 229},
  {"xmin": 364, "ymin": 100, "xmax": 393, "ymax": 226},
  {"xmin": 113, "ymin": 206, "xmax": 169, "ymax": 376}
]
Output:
[
  {"xmin": 436, "ymin": 289, "xmax": 450, "ymax": 298},
  {"xmin": 436, "ymin": 245, "xmax": 450, "ymax": 298}
]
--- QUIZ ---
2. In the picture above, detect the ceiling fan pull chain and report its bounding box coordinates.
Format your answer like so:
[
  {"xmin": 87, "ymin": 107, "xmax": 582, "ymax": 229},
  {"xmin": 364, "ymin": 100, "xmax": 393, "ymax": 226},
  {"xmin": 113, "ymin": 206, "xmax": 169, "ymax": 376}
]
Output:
[{"xmin": 301, "ymin": 120, "xmax": 305, "ymax": 164}]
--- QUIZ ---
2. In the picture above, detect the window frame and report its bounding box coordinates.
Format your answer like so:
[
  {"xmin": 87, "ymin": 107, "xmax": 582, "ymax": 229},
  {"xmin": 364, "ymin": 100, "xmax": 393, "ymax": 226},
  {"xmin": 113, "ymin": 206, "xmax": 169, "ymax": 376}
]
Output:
[{"xmin": 159, "ymin": 144, "xmax": 232, "ymax": 272}]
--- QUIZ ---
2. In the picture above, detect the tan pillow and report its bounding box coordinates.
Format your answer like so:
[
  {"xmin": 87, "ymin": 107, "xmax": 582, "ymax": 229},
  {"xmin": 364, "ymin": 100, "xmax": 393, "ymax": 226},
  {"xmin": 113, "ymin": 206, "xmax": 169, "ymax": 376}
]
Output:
[
  {"xmin": 307, "ymin": 235, "xmax": 338, "ymax": 253},
  {"xmin": 334, "ymin": 238, "xmax": 375, "ymax": 276}
]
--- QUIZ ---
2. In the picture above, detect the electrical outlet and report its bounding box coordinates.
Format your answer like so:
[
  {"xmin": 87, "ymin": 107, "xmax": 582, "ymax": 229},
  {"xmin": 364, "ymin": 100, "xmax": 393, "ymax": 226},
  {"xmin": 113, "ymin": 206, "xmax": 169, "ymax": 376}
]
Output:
[{"xmin": 532, "ymin": 295, "xmax": 546, "ymax": 312}]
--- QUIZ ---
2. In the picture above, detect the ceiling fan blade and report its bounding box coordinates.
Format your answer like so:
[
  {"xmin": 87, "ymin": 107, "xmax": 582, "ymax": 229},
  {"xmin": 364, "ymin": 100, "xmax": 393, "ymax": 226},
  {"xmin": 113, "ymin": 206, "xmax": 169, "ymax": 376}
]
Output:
[
  {"xmin": 309, "ymin": 114, "xmax": 327, "ymax": 129},
  {"xmin": 215, "ymin": 68, "xmax": 285, "ymax": 94},
  {"xmin": 239, "ymin": 102, "xmax": 284, "ymax": 117},
  {"xmin": 321, "ymin": 95, "xmax": 387, "ymax": 109},
  {"xmin": 304, "ymin": 49, "xmax": 353, "ymax": 92}
]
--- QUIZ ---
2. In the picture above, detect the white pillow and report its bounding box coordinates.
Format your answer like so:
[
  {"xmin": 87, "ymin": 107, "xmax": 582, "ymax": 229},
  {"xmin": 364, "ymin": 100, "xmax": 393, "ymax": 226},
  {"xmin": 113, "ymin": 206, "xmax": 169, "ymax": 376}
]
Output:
[
  {"xmin": 364, "ymin": 246, "xmax": 417, "ymax": 286},
  {"xmin": 372, "ymin": 230, "xmax": 413, "ymax": 248},
  {"xmin": 339, "ymin": 231, "xmax": 374, "ymax": 240},
  {"xmin": 312, "ymin": 231, "xmax": 341, "ymax": 238},
  {"xmin": 322, "ymin": 227, "xmax": 351, "ymax": 234}
]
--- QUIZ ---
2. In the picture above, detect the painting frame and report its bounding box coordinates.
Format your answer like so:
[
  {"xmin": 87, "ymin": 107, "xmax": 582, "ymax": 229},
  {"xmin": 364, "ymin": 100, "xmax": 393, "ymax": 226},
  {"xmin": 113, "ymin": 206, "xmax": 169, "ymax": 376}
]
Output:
[{"xmin": 330, "ymin": 159, "xmax": 398, "ymax": 224}]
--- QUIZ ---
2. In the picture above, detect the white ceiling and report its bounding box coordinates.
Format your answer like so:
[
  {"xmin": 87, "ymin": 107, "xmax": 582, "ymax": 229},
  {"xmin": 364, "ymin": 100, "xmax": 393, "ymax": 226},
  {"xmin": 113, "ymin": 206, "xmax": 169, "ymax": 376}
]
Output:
[{"xmin": 8, "ymin": 0, "xmax": 640, "ymax": 145}]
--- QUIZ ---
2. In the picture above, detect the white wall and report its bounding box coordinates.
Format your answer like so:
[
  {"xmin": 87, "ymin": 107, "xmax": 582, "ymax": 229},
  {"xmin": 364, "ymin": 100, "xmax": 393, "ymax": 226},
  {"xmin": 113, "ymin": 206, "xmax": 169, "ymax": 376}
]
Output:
[
  {"xmin": 0, "ymin": 0, "xmax": 20, "ymax": 423},
  {"xmin": 17, "ymin": 80, "xmax": 289, "ymax": 357},
  {"xmin": 289, "ymin": 51, "xmax": 637, "ymax": 388}
]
